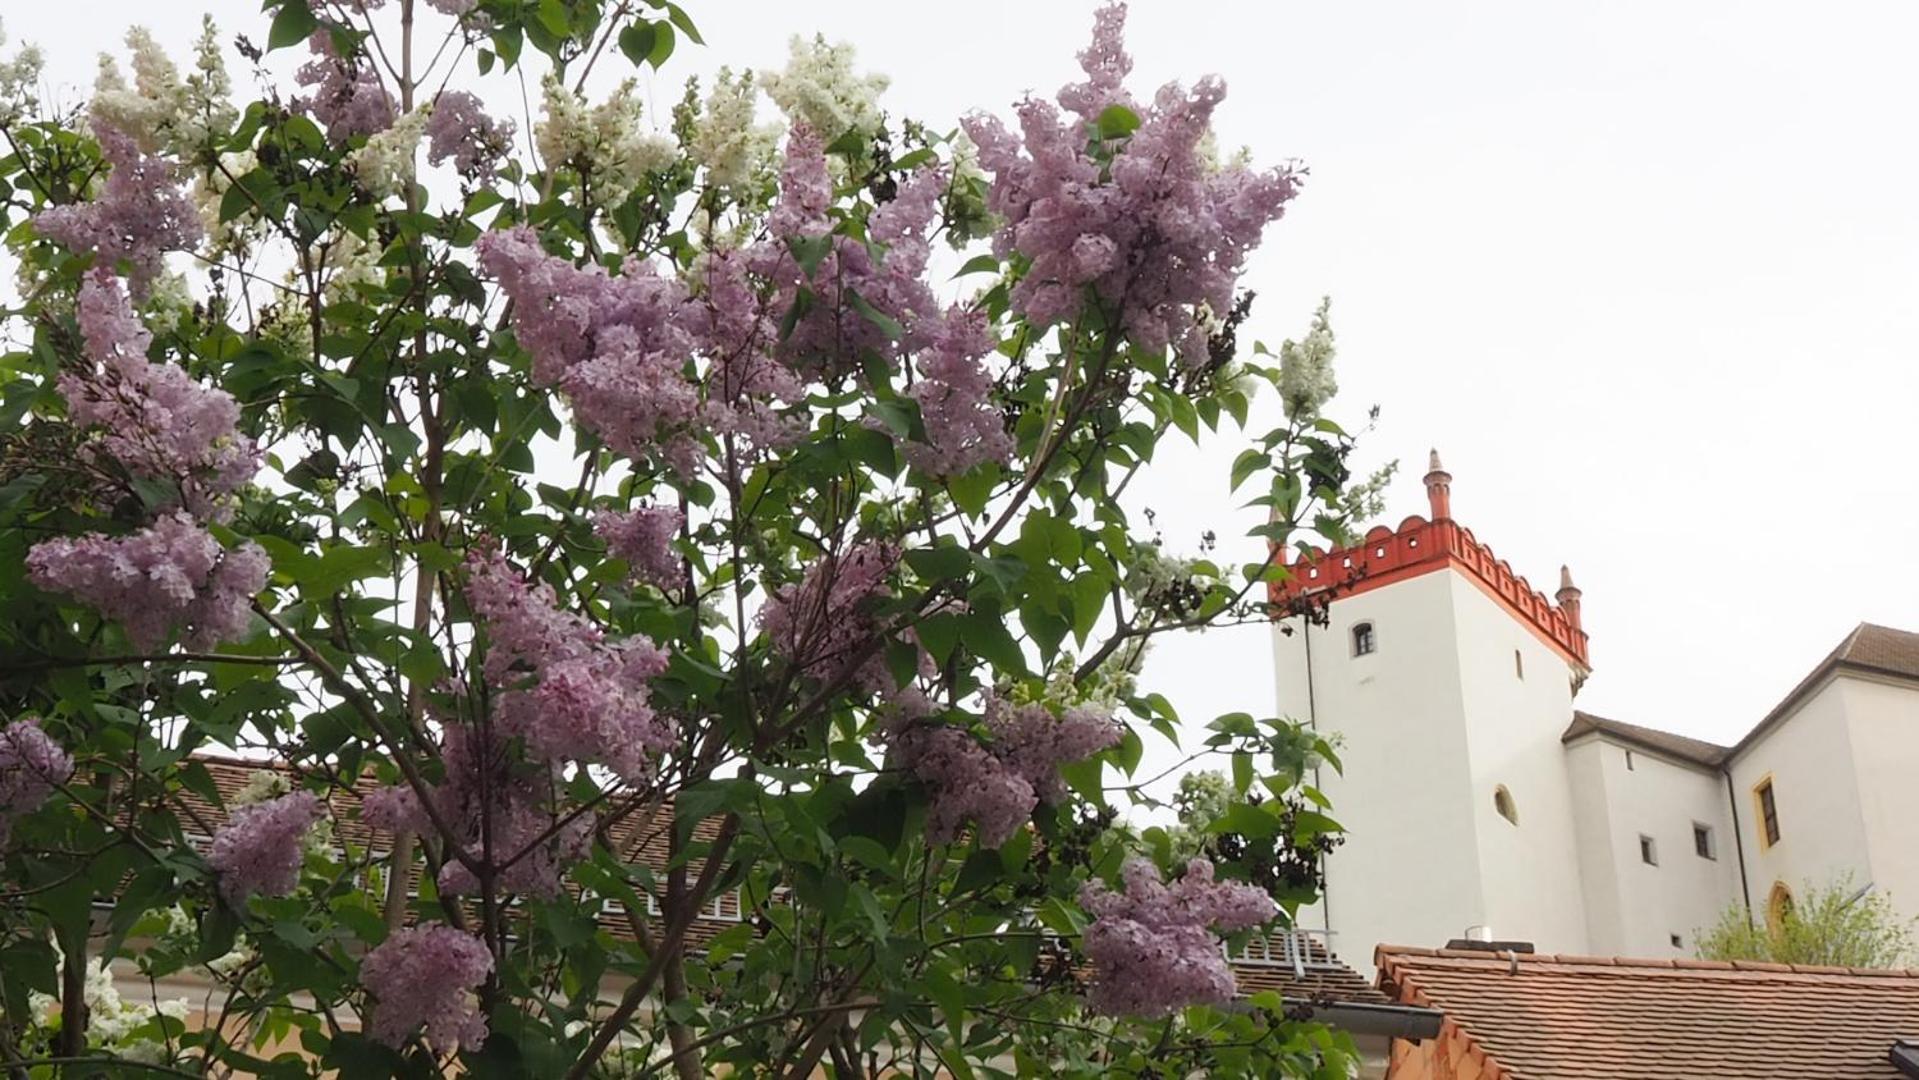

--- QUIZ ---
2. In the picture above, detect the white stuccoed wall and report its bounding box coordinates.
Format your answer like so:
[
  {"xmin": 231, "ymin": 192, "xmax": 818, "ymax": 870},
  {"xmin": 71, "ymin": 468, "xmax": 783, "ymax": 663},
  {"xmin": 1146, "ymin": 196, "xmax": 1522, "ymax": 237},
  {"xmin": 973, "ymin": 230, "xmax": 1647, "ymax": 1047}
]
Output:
[
  {"xmin": 1446, "ymin": 573, "xmax": 1591, "ymax": 955},
  {"xmin": 1275, "ymin": 569, "xmax": 1483, "ymax": 974},
  {"xmin": 1275, "ymin": 565, "xmax": 1597, "ymax": 972},
  {"xmin": 1836, "ymin": 676, "xmax": 1919, "ymax": 923},
  {"xmin": 1726, "ymin": 677, "xmax": 1872, "ymax": 917},
  {"xmin": 1564, "ymin": 737, "xmax": 1742, "ymax": 956}
]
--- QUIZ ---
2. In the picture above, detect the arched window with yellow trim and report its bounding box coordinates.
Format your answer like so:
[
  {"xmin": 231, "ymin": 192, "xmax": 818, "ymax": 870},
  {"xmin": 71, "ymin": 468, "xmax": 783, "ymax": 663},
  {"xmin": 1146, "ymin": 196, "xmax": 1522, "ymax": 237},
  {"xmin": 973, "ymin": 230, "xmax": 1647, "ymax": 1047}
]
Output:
[{"xmin": 1767, "ymin": 882, "xmax": 1795, "ymax": 934}]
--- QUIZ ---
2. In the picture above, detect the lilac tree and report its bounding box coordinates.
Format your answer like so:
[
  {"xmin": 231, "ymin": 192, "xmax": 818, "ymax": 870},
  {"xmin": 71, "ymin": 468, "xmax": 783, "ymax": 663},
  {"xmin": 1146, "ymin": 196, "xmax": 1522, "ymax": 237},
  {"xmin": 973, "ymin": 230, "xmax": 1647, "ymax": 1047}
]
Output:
[{"xmin": 0, "ymin": 1, "xmax": 1378, "ymax": 1075}]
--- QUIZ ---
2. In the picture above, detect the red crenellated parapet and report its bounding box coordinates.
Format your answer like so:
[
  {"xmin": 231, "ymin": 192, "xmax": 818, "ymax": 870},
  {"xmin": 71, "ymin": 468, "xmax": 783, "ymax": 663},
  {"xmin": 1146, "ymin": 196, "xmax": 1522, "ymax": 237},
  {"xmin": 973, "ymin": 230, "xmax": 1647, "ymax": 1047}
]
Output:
[{"xmin": 1266, "ymin": 453, "xmax": 1590, "ymax": 671}]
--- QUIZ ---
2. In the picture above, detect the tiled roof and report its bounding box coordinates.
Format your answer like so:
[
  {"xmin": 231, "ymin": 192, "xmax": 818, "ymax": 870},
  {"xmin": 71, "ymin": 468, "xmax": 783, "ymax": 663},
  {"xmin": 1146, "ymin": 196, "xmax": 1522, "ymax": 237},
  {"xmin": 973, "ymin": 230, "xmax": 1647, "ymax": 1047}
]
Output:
[
  {"xmin": 1560, "ymin": 711, "xmax": 1730, "ymax": 768},
  {"xmin": 1377, "ymin": 945, "xmax": 1919, "ymax": 1079},
  {"xmin": 1731, "ymin": 622, "xmax": 1919, "ymax": 757}
]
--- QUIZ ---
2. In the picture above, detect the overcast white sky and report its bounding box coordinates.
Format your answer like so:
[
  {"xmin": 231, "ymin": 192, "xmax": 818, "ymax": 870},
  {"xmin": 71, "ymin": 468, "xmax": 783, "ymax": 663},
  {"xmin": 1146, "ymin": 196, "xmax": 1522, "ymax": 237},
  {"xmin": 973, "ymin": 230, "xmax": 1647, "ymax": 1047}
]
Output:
[{"xmin": 17, "ymin": 2, "xmax": 1919, "ymax": 752}]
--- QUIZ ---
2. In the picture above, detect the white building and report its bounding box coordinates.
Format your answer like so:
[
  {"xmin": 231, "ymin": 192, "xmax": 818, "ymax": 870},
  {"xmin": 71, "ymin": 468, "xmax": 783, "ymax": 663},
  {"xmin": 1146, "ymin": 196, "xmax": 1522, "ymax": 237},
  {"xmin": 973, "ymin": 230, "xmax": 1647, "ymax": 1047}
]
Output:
[{"xmin": 1272, "ymin": 451, "xmax": 1919, "ymax": 969}]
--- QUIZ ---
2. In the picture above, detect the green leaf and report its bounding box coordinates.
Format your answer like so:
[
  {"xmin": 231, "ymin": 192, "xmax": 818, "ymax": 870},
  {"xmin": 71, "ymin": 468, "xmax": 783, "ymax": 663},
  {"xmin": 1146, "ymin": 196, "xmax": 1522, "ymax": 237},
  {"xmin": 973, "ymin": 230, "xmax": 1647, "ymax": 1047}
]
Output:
[
  {"xmin": 847, "ymin": 289, "xmax": 905, "ymax": 341},
  {"xmin": 1232, "ymin": 751, "xmax": 1254, "ymax": 795},
  {"xmin": 303, "ymin": 545, "xmax": 389, "ymax": 595},
  {"xmin": 961, "ymin": 613, "xmax": 1026, "ymax": 675},
  {"xmin": 1208, "ymin": 803, "xmax": 1282, "ymax": 839},
  {"xmin": 618, "ymin": 22, "xmax": 659, "ymax": 67},
  {"xmin": 906, "ymin": 545, "xmax": 971, "ymax": 583},
  {"xmin": 1096, "ymin": 104, "xmax": 1142, "ymax": 139},
  {"xmin": 267, "ymin": 2, "xmax": 319, "ymax": 51},
  {"xmin": 1230, "ymin": 449, "xmax": 1271, "ymax": 492},
  {"xmin": 786, "ymin": 233, "xmax": 832, "ymax": 277},
  {"xmin": 952, "ymin": 253, "xmax": 999, "ymax": 278}
]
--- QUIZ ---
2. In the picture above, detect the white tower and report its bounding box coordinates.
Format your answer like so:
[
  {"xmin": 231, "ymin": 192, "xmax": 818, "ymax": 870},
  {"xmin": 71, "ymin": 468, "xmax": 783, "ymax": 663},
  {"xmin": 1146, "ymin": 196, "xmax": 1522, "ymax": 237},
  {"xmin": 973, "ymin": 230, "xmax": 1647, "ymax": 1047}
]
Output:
[{"xmin": 1270, "ymin": 452, "xmax": 1594, "ymax": 971}]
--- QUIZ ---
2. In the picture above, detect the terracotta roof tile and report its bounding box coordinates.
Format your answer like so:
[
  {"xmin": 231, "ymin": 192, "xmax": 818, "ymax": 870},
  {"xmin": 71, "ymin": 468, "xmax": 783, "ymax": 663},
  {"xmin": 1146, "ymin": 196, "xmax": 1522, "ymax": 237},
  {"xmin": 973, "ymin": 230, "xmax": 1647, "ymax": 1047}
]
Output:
[
  {"xmin": 1561, "ymin": 711, "xmax": 1731, "ymax": 768},
  {"xmin": 1377, "ymin": 945, "xmax": 1919, "ymax": 1079}
]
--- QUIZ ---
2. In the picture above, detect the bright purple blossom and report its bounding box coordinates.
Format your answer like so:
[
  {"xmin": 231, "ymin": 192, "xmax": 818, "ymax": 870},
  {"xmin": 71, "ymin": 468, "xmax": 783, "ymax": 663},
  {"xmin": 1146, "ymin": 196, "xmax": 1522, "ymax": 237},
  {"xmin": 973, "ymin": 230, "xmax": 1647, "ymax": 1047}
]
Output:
[
  {"xmin": 0, "ymin": 719, "xmax": 74, "ymax": 846},
  {"xmin": 465, "ymin": 550, "xmax": 674, "ymax": 779},
  {"xmin": 295, "ymin": 33, "xmax": 394, "ymax": 143},
  {"xmin": 208, "ymin": 790, "xmax": 325, "ymax": 904},
  {"xmin": 26, "ymin": 512, "xmax": 269, "ymax": 651},
  {"xmin": 360, "ymin": 925, "xmax": 493, "ymax": 1053},
  {"xmin": 960, "ymin": 2, "xmax": 1301, "ymax": 366},
  {"xmin": 889, "ymin": 696, "xmax": 1120, "ymax": 847},
  {"xmin": 426, "ymin": 90, "xmax": 512, "ymax": 179},
  {"xmin": 1078, "ymin": 857, "xmax": 1276, "ymax": 1016},
  {"xmin": 35, "ymin": 120, "xmax": 202, "ymax": 297},
  {"xmin": 904, "ymin": 308, "xmax": 1011, "ymax": 477},
  {"xmin": 59, "ymin": 270, "xmax": 258, "ymax": 519},
  {"xmin": 595, "ymin": 505, "xmax": 683, "ymax": 589}
]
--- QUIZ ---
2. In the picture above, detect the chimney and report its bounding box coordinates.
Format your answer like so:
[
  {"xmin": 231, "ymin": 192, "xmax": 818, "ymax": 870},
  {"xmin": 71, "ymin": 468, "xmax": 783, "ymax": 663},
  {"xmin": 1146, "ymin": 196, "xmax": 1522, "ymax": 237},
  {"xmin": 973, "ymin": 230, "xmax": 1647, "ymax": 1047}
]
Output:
[
  {"xmin": 1556, "ymin": 565, "xmax": 1583, "ymax": 630},
  {"xmin": 1423, "ymin": 448, "xmax": 1453, "ymax": 521}
]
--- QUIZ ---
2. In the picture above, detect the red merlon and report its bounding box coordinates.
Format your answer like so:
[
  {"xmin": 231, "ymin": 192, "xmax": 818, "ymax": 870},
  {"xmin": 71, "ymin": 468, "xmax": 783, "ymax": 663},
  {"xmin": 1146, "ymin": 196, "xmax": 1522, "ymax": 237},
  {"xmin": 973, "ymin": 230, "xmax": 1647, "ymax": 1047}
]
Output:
[{"xmin": 1268, "ymin": 452, "xmax": 1591, "ymax": 671}]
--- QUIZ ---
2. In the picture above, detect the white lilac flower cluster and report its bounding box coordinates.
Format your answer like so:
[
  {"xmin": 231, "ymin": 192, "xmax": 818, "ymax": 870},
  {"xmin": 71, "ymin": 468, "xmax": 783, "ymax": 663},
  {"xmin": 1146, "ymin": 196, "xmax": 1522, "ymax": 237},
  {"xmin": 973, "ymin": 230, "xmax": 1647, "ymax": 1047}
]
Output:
[
  {"xmin": 27, "ymin": 948, "xmax": 189, "ymax": 1064},
  {"xmin": 690, "ymin": 67, "xmax": 780, "ymax": 195},
  {"xmin": 90, "ymin": 19, "xmax": 235, "ymax": 159},
  {"xmin": 1277, "ymin": 297, "xmax": 1339, "ymax": 420},
  {"xmin": 536, "ymin": 75, "xmax": 676, "ymax": 207},
  {"xmin": 348, "ymin": 106, "xmax": 429, "ymax": 201},
  {"xmin": 0, "ymin": 21, "xmax": 44, "ymax": 126},
  {"xmin": 761, "ymin": 35, "xmax": 889, "ymax": 141}
]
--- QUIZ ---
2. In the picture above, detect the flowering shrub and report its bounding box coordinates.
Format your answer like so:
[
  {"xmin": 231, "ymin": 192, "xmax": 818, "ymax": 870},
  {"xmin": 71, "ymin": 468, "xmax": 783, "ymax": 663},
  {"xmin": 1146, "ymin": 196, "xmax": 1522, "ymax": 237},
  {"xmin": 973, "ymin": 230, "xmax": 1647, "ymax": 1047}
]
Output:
[{"xmin": 0, "ymin": 2, "xmax": 1380, "ymax": 1076}]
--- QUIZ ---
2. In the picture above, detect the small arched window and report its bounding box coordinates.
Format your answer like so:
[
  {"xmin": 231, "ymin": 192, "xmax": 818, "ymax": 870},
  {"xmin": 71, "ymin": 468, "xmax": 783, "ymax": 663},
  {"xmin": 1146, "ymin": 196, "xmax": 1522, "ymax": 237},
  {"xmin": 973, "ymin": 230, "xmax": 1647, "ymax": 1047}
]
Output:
[
  {"xmin": 1493, "ymin": 785, "xmax": 1518, "ymax": 826},
  {"xmin": 1767, "ymin": 882, "xmax": 1795, "ymax": 934},
  {"xmin": 1352, "ymin": 622, "xmax": 1376, "ymax": 657}
]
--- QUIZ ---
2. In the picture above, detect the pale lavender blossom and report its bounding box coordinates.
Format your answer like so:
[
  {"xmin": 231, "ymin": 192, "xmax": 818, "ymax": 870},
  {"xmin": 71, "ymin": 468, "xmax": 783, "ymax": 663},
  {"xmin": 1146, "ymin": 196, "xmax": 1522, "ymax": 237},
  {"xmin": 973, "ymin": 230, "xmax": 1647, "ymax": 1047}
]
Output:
[
  {"xmin": 295, "ymin": 33, "xmax": 393, "ymax": 143},
  {"xmin": 61, "ymin": 269, "xmax": 258, "ymax": 519},
  {"xmin": 594, "ymin": 505, "xmax": 683, "ymax": 589},
  {"xmin": 904, "ymin": 308, "xmax": 1011, "ymax": 478},
  {"xmin": 683, "ymin": 247, "xmax": 805, "ymax": 454},
  {"xmin": 35, "ymin": 119, "xmax": 202, "ymax": 296},
  {"xmin": 1078, "ymin": 857, "xmax": 1276, "ymax": 1016},
  {"xmin": 475, "ymin": 225, "xmax": 705, "ymax": 471},
  {"xmin": 465, "ymin": 550, "xmax": 674, "ymax": 780},
  {"xmin": 424, "ymin": 0, "xmax": 477, "ymax": 14},
  {"xmin": 425, "ymin": 90, "xmax": 512, "ymax": 179},
  {"xmin": 362, "ymin": 721, "xmax": 591, "ymax": 897},
  {"xmin": 960, "ymin": 2, "xmax": 1301, "ymax": 366},
  {"xmin": 760, "ymin": 542, "xmax": 902, "ymax": 690},
  {"xmin": 360, "ymin": 925, "xmax": 493, "ymax": 1052},
  {"xmin": 889, "ymin": 696, "xmax": 1120, "ymax": 847},
  {"xmin": 0, "ymin": 719, "xmax": 74, "ymax": 846},
  {"xmin": 26, "ymin": 512, "xmax": 269, "ymax": 650},
  {"xmin": 207, "ymin": 790, "xmax": 324, "ymax": 903}
]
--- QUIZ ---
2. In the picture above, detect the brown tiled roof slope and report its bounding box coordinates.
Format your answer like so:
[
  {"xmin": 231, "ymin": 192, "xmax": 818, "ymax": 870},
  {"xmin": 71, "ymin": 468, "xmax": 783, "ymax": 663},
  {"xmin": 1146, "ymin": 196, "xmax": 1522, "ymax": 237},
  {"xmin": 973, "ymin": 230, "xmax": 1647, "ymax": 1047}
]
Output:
[
  {"xmin": 181, "ymin": 759, "xmax": 1380, "ymax": 1003},
  {"xmin": 1378, "ymin": 945, "xmax": 1919, "ymax": 1079},
  {"xmin": 1560, "ymin": 711, "xmax": 1731, "ymax": 768}
]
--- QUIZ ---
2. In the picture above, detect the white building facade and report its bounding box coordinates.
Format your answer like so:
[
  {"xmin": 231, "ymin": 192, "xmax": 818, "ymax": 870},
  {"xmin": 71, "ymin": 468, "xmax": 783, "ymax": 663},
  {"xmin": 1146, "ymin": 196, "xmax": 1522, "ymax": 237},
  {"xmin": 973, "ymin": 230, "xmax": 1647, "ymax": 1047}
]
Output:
[{"xmin": 1273, "ymin": 452, "xmax": 1919, "ymax": 970}]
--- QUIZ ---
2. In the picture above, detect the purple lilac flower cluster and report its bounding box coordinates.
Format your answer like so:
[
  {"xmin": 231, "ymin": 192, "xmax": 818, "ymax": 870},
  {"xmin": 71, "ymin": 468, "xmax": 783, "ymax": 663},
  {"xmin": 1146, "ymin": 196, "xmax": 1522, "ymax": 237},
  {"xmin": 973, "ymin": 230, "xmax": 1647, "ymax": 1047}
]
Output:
[
  {"xmin": 359, "ymin": 925, "xmax": 494, "ymax": 1052},
  {"xmin": 425, "ymin": 90, "xmax": 513, "ymax": 179},
  {"xmin": 0, "ymin": 719, "xmax": 74, "ymax": 846},
  {"xmin": 362, "ymin": 721, "xmax": 591, "ymax": 898},
  {"xmin": 26, "ymin": 511, "xmax": 270, "ymax": 651},
  {"xmin": 61, "ymin": 269, "xmax": 260, "ymax": 520},
  {"xmin": 889, "ymin": 696, "xmax": 1121, "ymax": 847},
  {"xmin": 207, "ymin": 790, "xmax": 326, "ymax": 904},
  {"xmin": 593, "ymin": 505, "xmax": 683, "ymax": 590},
  {"xmin": 903, "ymin": 308, "xmax": 1013, "ymax": 478},
  {"xmin": 464, "ymin": 549, "xmax": 674, "ymax": 780},
  {"xmin": 960, "ymin": 2, "xmax": 1301, "ymax": 366},
  {"xmin": 35, "ymin": 118, "xmax": 202, "ymax": 297},
  {"xmin": 759, "ymin": 542, "xmax": 905, "ymax": 691},
  {"xmin": 295, "ymin": 33, "xmax": 394, "ymax": 144},
  {"xmin": 1078, "ymin": 857, "xmax": 1276, "ymax": 1016}
]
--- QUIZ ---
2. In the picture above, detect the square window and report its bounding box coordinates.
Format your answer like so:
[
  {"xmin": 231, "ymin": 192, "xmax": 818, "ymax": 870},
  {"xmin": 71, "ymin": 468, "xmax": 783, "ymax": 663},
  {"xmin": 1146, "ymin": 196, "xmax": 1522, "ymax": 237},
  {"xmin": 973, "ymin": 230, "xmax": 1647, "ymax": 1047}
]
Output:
[
  {"xmin": 1693, "ymin": 823, "xmax": 1716, "ymax": 860},
  {"xmin": 1639, "ymin": 834, "xmax": 1658, "ymax": 866},
  {"xmin": 1669, "ymin": 933, "xmax": 1683, "ymax": 948}
]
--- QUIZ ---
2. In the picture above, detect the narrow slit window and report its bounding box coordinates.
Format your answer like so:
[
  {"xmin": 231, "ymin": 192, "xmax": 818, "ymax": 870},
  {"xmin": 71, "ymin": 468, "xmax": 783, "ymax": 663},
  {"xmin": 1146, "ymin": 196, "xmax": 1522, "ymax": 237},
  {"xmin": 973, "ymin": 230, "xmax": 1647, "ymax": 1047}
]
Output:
[
  {"xmin": 1639, "ymin": 834, "xmax": 1658, "ymax": 866},
  {"xmin": 1351, "ymin": 622, "xmax": 1376, "ymax": 657},
  {"xmin": 1669, "ymin": 933, "xmax": 1683, "ymax": 949},
  {"xmin": 1514, "ymin": 649, "xmax": 1524, "ymax": 679},
  {"xmin": 1755, "ymin": 778, "xmax": 1780, "ymax": 848},
  {"xmin": 1625, "ymin": 749, "xmax": 1635, "ymax": 771}
]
